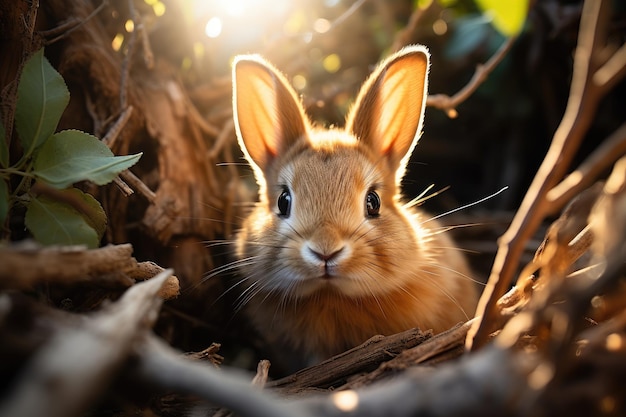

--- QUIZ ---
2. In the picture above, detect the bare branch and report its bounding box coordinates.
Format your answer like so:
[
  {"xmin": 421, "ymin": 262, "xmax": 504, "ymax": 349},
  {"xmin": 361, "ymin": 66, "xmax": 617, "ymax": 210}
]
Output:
[
  {"xmin": 427, "ymin": 36, "xmax": 516, "ymax": 118},
  {"xmin": 467, "ymin": 0, "xmax": 613, "ymax": 351},
  {"xmin": 547, "ymin": 122, "xmax": 626, "ymax": 215}
]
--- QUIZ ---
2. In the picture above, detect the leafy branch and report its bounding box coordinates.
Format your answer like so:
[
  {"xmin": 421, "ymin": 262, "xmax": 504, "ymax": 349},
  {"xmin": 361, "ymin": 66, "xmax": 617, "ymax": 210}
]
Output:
[{"xmin": 0, "ymin": 48, "xmax": 141, "ymax": 248}]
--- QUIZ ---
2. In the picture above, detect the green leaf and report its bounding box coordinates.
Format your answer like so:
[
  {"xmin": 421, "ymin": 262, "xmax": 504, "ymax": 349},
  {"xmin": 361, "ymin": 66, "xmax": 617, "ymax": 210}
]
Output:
[
  {"xmin": 0, "ymin": 118, "xmax": 8, "ymax": 168},
  {"xmin": 0, "ymin": 178, "xmax": 8, "ymax": 226},
  {"xmin": 25, "ymin": 194, "xmax": 99, "ymax": 248},
  {"xmin": 33, "ymin": 130, "xmax": 142, "ymax": 189},
  {"xmin": 15, "ymin": 48, "xmax": 70, "ymax": 156},
  {"xmin": 73, "ymin": 188, "xmax": 107, "ymax": 240},
  {"xmin": 475, "ymin": 0, "xmax": 529, "ymax": 37},
  {"xmin": 58, "ymin": 187, "xmax": 107, "ymax": 240}
]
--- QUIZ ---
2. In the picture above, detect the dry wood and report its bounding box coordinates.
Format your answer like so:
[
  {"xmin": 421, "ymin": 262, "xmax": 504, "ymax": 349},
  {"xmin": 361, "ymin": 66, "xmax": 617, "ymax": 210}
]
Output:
[
  {"xmin": 342, "ymin": 320, "xmax": 474, "ymax": 390},
  {"xmin": 0, "ymin": 269, "xmax": 173, "ymax": 417},
  {"xmin": 269, "ymin": 327, "xmax": 431, "ymax": 391},
  {"xmin": 468, "ymin": 0, "xmax": 626, "ymax": 350},
  {"xmin": 0, "ymin": 242, "xmax": 180, "ymax": 299}
]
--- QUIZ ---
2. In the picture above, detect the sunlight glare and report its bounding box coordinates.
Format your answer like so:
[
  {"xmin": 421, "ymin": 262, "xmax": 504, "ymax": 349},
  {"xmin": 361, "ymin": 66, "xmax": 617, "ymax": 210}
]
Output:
[
  {"xmin": 224, "ymin": 0, "xmax": 245, "ymax": 17},
  {"xmin": 205, "ymin": 17, "xmax": 223, "ymax": 38}
]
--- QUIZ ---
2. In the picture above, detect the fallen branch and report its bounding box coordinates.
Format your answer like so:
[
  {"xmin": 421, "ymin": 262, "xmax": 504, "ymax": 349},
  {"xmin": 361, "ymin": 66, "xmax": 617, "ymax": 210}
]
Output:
[
  {"xmin": 0, "ymin": 269, "xmax": 174, "ymax": 417},
  {"xmin": 0, "ymin": 243, "xmax": 179, "ymax": 299},
  {"xmin": 269, "ymin": 327, "xmax": 431, "ymax": 392}
]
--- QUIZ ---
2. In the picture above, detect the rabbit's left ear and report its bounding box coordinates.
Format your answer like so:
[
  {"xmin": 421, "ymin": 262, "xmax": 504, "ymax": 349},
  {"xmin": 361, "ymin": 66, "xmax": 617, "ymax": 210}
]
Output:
[
  {"xmin": 232, "ymin": 55, "xmax": 308, "ymax": 175},
  {"xmin": 346, "ymin": 45, "xmax": 429, "ymax": 179}
]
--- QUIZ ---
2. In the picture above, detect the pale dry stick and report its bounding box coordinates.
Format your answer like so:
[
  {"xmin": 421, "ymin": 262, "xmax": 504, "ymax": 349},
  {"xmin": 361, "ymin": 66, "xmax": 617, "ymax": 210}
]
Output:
[
  {"xmin": 251, "ymin": 360, "xmax": 271, "ymax": 388},
  {"xmin": 102, "ymin": 105, "xmax": 134, "ymax": 149},
  {"xmin": 593, "ymin": 41, "xmax": 626, "ymax": 95},
  {"xmin": 112, "ymin": 175, "xmax": 134, "ymax": 196},
  {"xmin": 102, "ymin": 106, "xmax": 135, "ymax": 195},
  {"xmin": 209, "ymin": 119, "xmax": 235, "ymax": 160},
  {"xmin": 427, "ymin": 36, "xmax": 516, "ymax": 118},
  {"xmin": 546, "ymin": 122, "xmax": 626, "ymax": 215},
  {"xmin": 187, "ymin": 98, "xmax": 222, "ymax": 137},
  {"xmin": 119, "ymin": 0, "xmax": 138, "ymax": 111},
  {"xmin": 0, "ymin": 269, "xmax": 173, "ymax": 417},
  {"xmin": 467, "ymin": 0, "xmax": 621, "ymax": 350},
  {"xmin": 119, "ymin": 170, "xmax": 156, "ymax": 203},
  {"xmin": 135, "ymin": 15, "xmax": 154, "ymax": 69},
  {"xmin": 135, "ymin": 335, "xmax": 311, "ymax": 417}
]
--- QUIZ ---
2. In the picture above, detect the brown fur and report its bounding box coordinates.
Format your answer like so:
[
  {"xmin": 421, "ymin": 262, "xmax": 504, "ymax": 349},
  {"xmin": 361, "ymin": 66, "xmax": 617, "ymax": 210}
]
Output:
[{"xmin": 232, "ymin": 45, "xmax": 479, "ymax": 362}]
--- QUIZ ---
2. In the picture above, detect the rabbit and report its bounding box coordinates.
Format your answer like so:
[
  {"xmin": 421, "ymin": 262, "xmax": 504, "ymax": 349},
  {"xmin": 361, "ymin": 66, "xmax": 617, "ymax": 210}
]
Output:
[{"xmin": 231, "ymin": 45, "xmax": 479, "ymax": 364}]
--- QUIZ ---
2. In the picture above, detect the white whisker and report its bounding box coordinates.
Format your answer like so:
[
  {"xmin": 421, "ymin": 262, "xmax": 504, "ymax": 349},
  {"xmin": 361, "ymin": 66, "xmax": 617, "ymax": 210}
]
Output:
[{"xmin": 422, "ymin": 186, "xmax": 509, "ymax": 224}]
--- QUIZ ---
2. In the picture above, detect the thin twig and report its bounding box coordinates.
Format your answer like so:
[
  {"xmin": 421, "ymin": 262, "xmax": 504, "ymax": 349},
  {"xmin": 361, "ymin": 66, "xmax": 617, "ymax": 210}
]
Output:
[
  {"xmin": 427, "ymin": 36, "xmax": 517, "ymax": 118},
  {"xmin": 209, "ymin": 119, "xmax": 235, "ymax": 160},
  {"xmin": 135, "ymin": 15, "xmax": 154, "ymax": 69},
  {"xmin": 119, "ymin": 169, "xmax": 156, "ymax": 203},
  {"xmin": 43, "ymin": 0, "xmax": 108, "ymax": 44},
  {"xmin": 119, "ymin": 0, "xmax": 137, "ymax": 111},
  {"xmin": 251, "ymin": 360, "xmax": 271, "ymax": 388},
  {"xmin": 102, "ymin": 106, "xmax": 133, "ymax": 148},
  {"xmin": 593, "ymin": 42, "xmax": 626, "ymax": 94},
  {"xmin": 547, "ymin": 122, "xmax": 626, "ymax": 214}
]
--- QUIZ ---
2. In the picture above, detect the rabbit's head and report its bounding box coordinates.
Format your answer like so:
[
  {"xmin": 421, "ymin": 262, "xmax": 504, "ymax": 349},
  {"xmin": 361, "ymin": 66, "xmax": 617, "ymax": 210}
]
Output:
[{"xmin": 233, "ymin": 46, "xmax": 444, "ymax": 299}]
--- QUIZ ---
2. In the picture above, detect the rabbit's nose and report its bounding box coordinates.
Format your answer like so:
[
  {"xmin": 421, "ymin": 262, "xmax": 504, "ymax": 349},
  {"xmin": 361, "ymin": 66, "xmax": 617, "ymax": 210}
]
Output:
[{"xmin": 307, "ymin": 246, "xmax": 345, "ymax": 263}]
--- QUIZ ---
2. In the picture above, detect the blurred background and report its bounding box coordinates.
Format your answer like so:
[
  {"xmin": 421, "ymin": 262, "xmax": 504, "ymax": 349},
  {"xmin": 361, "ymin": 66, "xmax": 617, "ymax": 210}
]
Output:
[
  {"xmin": 79, "ymin": 0, "xmax": 626, "ymax": 366},
  {"xmin": 3, "ymin": 0, "xmax": 625, "ymax": 373}
]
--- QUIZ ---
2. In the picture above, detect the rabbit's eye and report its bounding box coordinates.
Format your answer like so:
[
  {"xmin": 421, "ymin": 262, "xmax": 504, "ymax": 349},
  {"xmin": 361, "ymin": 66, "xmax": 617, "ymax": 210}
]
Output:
[
  {"xmin": 277, "ymin": 188, "xmax": 292, "ymax": 217},
  {"xmin": 366, "ymin": 190, "xmax": 380, "ymax": 217}
]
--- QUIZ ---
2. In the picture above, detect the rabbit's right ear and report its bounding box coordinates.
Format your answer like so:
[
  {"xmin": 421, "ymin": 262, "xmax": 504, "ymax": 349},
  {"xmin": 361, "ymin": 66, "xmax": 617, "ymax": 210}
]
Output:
[{"xmin": 233, "ymin": 56, "xmax": 309, "ymax": 174}]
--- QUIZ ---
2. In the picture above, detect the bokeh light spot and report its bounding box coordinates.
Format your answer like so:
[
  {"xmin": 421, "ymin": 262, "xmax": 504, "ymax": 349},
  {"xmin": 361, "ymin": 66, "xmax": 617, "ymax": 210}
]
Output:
[
  {"xmin": 193, "ymin": 42, "xmax": 205, "ymax": 59},
  {"xmin": 606, "ymin": 333, "xmax": 623, "ymax": 351},
  {"xmin": 433, "ymin": 19, "xmax": 447, "ymax": 35},
  {"xmin": 153, "ymin": 1, "xmax": 166, "ymax": 17},
  {"xmin": 332, "ymin": 390, "xmax": 359, "ymax": 412},
  {"xmin": 314, "ymin": 18, "xmax": 331, "ymax": 33},
  {"xmin": 284, "ymin": 11, "xmax": 307, "ymax": 35},
  {"xmin": 111, "ymin": 33, "xmax": 124, "ymax": 51},
  {"xmin": 292, "ymin": 74, "xmax": 307, "ymax": 90},
  {"xmin": 125, "ymin": 19, "xmax": 134, "ymax": 32},
  {"xmin": 323, "ymin": 53, "xmax": 341, "ymax": 73}
]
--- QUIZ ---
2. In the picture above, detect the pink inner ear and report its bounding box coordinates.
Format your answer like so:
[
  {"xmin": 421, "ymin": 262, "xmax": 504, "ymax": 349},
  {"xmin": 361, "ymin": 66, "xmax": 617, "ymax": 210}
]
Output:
[
  {"xmin": 376, "ymin": 62, "xmax": 424, "ymax": 157},
  {"xmin": 234, "ymin": 56, "xmax": 309, "ymax": 172}
]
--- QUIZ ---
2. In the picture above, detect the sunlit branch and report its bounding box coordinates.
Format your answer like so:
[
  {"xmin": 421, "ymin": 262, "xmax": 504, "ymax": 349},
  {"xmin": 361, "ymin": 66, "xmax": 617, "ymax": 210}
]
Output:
[{"xmin": 427, "ymin": 36, "xmax": 517, "ymax": 118}]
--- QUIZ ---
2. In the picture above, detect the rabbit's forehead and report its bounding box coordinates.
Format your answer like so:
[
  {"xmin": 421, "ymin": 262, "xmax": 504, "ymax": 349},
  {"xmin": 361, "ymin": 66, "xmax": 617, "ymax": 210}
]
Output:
[{"xmin": 280, "ymin": 148, "xmax": 382, "ymax": 200}]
